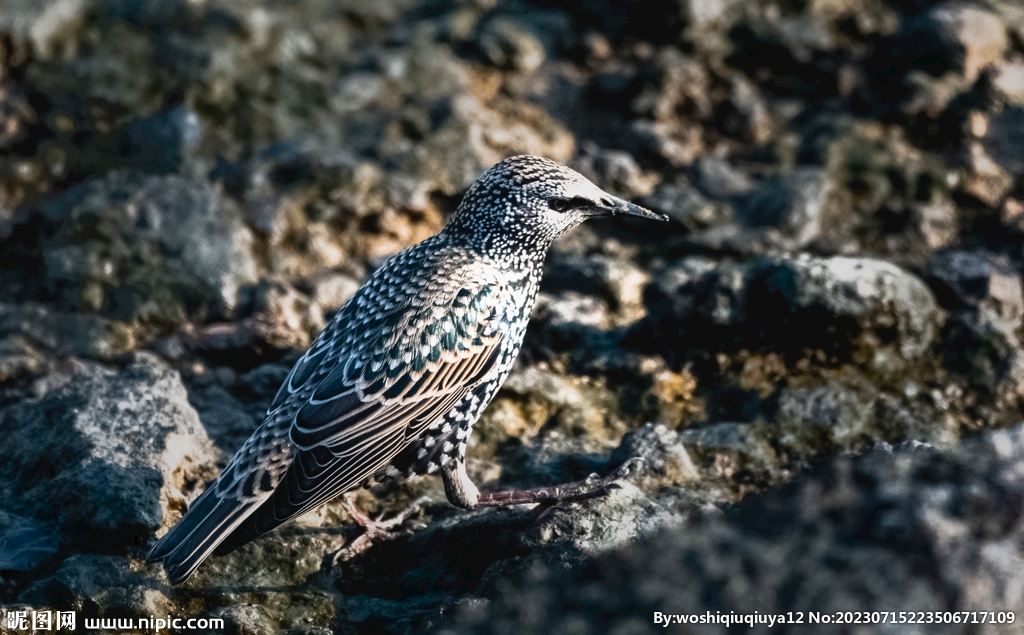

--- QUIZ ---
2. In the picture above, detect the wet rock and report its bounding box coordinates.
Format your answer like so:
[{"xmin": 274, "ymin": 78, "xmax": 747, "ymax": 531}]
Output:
[
  {"xmin": 0, "ymin": 353, "xmax": 218, "ymax": 551},
  {"xmin": 38, "ymin": 171, "xmax": 259, "ymax": 322},
  {"xmin": 439, "ymin": 425, "xmax": 1024, "ymax": 634}
]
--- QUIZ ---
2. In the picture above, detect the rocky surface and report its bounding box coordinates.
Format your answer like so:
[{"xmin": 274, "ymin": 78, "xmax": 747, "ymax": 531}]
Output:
[{"xmin": 0, "ymin": 0, "xmax": 1022, "ymax": 633}]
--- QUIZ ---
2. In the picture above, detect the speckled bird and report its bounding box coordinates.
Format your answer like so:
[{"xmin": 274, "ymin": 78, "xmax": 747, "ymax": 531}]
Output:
[{"xmin": 148, "ymin": 155, "xmax": 667, "ymax": 584}]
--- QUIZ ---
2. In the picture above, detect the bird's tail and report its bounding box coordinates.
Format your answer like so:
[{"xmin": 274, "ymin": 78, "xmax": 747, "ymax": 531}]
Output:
[{"xmin": 147, "ymin": 487, "xmax": 261, "ymax": 585}]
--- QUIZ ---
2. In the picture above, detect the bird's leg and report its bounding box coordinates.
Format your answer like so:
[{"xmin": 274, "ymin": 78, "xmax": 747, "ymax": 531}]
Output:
[
  {"xmin": 442, "ymin": 458, "xmax": 644, "ymax": 508},
  {"xmin": 330, "ymin": 494, "xmax": 430, "ymax": 564}
]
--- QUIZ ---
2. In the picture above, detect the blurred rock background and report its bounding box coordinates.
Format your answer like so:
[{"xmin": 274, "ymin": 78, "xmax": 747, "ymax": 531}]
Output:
[{"xmin": 0, "ymin": 0, "xmax": 1022, "ymax": 633}]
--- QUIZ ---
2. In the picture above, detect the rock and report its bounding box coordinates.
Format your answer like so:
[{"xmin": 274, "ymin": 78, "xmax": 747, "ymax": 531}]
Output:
[
  {"xmin": 913, "ymin": 198, "xmax": 958, "ymax": 249},
  {"xmin": 110, "ymin": 106, "xmax": 203, "ymax": 174},
  {"xmin": 610, "ymin": 423, "xmax": 699, "ymax": 489},
  {"xmin": 571, "ymin": 146, "xmax": 658, "ymax": 198},
  {"xmin": 773, "ymin": 382, "xmax": 878, "ymax": 456},
  {"xmin": 736, "ymin": 167, "xmax": 835, "ymax": 246},
  {"xmin": 645, "ymin": 255, "xmax": 942, "ymax": 361},
  {"xmin": 544, "ymin": 254, "xmax": 650, "ymax": 314},
  {"xmin": 438, "ymin": 425, "xmax": 1024, "ymax": 634},
  {"xmin": 787, "ymin": 256, "xmax": 941, "ymax": 358},
  {"xmin": 991, "ymin": 58, "xmax": 1024, "ymax": 105},
  {"xmin": 925, "ymin": 251, "xmax": 1024, "ymax": 338},
  {"xmin": 679, "ymin": 422, "xmax": 780, "ymax": 482},
  {"xmin": 19, "ymin": 554, "xmax": 170, "ymax": 617},
  {"xmin": 925, "ymin": 3, "xmax": 1008, "ymax": 84},
  {"xmin": 489, "ymin": 365, "xmax": 622, "ymax": 445},
  {"xmin": 925, "ymin": 251, "xmax": 1024, "ymax": 389},
  {"xmin": 310, "ymin": 272, "xmax": 361, "ymax": 312},
  {"xmin": 201, "ymin": 604, "xmax": 275, "ymax": 635},
  {"xmin": 0, "ymin": 302, "xmax": 136, "ymax": 370},
  {"xmin": 959, "ymin": 142, "xmax": 1013, "ymax": 207},
  {"xmin": 478, "ymin": 18, "xmax": 546, "ymax": 73},
  {"xmin": 0, "ymin": 512, "xmax": 60, "ymax": 572},
  {"xmin": 693, "ymin": 157, "xmax": 753, "ymax": 199},
  {"xmin": 38, "ymin": 171, "xmax": 259, "ymax": 322},
  {"xmin": 643, "ymin": 181, "xmax": 729, "ymax": 230},
  {"xmin": 0, "ymin": 353, "xmax": 218, "ymax": 550},
  {"xmin": 984, "ymin": 106, "xmax": 1024, "ymax": 177}
]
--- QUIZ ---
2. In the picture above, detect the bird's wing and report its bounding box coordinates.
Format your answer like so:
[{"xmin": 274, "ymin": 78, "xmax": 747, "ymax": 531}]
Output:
[
  {"xmin": 149, "ymin": 254, "xmax": 509, "ymax": 582},
  {"xmin": 215, "ymin": 269, "xmax": 508, "ymax": 544}
]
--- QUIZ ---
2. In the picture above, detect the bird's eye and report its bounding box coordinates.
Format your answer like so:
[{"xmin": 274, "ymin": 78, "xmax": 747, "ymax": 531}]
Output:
[{"xmin": 548, "ymin": 197, "xmax": 594, "ymax": 212}]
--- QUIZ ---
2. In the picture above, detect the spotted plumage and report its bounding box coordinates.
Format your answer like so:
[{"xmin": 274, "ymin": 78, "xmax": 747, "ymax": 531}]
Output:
[{"xmin": 147, "ymin": 155, "xmax": 667, "ymax": 584}]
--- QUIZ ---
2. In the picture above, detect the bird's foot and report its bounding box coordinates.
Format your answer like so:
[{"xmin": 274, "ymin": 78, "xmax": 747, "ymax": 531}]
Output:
[
  {"xmin": 474, "ymin": 458, "xmax": 644, "ymax": 507},
  {"xmin": 330, "ymin": 495, "xmax": 430, "ymax": 564}
]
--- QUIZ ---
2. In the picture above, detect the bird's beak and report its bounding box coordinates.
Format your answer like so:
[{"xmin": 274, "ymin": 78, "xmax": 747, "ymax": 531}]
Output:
[{"xmin": 591, "ymin": 195, "xmax": 668, "ymax": 221}]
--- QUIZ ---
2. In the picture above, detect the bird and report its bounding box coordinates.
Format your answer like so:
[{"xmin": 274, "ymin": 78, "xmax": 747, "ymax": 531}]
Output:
[{"xmin": 147, "ymin": 155, "xmax": 668, "ymax": 584}]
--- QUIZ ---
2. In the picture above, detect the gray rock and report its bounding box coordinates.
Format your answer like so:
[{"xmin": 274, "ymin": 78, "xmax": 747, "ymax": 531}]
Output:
[
  {"xmin": 478, "ymin": 17, "xmax": 546, "ymax": 73},
  {"xmin": 679, "ymin": 421, "xmax": 780, "ymax": 481},
  {"xmin": 20, "ymin": 554, "xmax": 170, "ymax": 616},
  {"xmin": 774, "ymin": 382, "xmax": 878, "ymax": 455},
  {"xmin": 645, "ymin": 255, "xmax": 942, "ymax": 360},
  {"xmin": 439, "ymin": 424, "xmax": 1024, "ymax": 634},
  {"xmin": 201, "ymin": 603, "xmax": 275, "ymax": 635},
  {"xmin": 694, "ymin": 157, "xmax": 753, "ymax": 199},
  {"xmin": 544, "ymin": 254, "xmax": 650, "ymax": 313},
  {"xmin": 611, "ymin": 423, "xmax": 699, "ymax": 489},
  {"xmin": 643, "ymin": 181, "xmax": 730, "ymax": 230},
  {"xmin": 0, "ymin": 512, "xmax": 60, "ymax": 572},
  {"xmin": 925, "ymin": 3, "xmax": 1008, "ymax": 83},
  {"xmin": 926, "ymin": 251, "xmax": 1024, "ymax": 390},
  {"xmin": 785, "ymin": 255, "xmax": 942, "ymax": 359},
  {"xmin": 0, "ymin": 302, "xmax": 136, "ymax": 371},
  {"xmin": 737, "ymin": 167, "xmax": 835, "ymax": 246},
  {"xmin": 40, "ymin": 171, "xmax": 259, "ymax": 322},
  {"xmin": 0, "ymin": 353, "xmax": 218, "ymax": 548},
  {"xmin": 571, "ymin": 146, "xmax": 658, "ymax": 198}
]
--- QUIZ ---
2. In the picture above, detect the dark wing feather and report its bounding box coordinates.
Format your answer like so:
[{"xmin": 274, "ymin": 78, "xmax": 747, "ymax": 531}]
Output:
[
  {"xmin": 215, "ymin": 270, "xmax": 506, "ymax": 555},
  {"xmin": 151, "ymin": 248, "xmax": 507, "ymax": 581}
]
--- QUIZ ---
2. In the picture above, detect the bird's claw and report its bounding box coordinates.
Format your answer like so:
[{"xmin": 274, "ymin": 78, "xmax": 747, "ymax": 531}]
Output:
[{"xmin": 330, "ymin": 495, "xmax": 430, "ymax": 565}]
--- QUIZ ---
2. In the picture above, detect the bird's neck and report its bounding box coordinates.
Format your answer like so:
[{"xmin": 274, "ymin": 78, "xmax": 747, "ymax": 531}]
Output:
[{"xmin": 439, "ymin": 221, "xmax": 555, "ymax": 271}]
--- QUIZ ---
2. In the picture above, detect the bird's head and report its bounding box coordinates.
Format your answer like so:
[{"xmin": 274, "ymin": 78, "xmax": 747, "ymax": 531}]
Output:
[{"xmin": 444, "ymin": 155, "xmax": 667, "ymax": 259}]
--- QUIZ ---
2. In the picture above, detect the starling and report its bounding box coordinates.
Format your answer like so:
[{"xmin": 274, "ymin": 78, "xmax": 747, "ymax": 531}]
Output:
[{"xmin": 148, "ymin": 155, "xmax": 667, "ymax": 584}]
